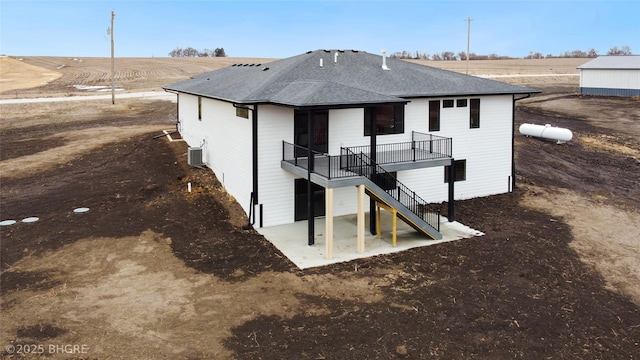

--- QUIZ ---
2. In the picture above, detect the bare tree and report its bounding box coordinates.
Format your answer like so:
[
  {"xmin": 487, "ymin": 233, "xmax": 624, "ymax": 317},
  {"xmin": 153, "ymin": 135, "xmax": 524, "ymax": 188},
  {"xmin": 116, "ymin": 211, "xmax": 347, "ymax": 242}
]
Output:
[
  {"xmin": 390, "ymin": 51, "xmax": 413, "ymax": 59},
  {"xmin": 168, "ymin": 46, "xmax": 227, "ymax": 57},
  {"xmin": 168, "ymin": 47, "xmax": 183, "ymax": 57},
  {"xmin": 526, "ymin": 51, "xmax": 543, "ymax": 59},
  {"xmin": 608, "ymin": 46, "xmax": 632, "ymax": 55},
  {"xmin": 182, "ymin": 47, "xmax": 198, "ymax": 57},
  {"xmin": 562, "ymin": 49, "xmax": 588, "ymax": 58},
  {"xmin": 441, "ymin": 51, "xmax": 456, "ymax": 61}
]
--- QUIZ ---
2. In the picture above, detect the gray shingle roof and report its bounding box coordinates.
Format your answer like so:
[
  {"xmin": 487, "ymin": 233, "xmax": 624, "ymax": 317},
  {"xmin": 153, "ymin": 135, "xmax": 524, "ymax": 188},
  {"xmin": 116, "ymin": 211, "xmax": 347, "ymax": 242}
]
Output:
[
  {"xmin": 164, "ymin": 49, "xmax": 538, "ymax": 107},
  {"xmin": 577, "ymin": 55, "xmax": 640, "ymax": 70}
]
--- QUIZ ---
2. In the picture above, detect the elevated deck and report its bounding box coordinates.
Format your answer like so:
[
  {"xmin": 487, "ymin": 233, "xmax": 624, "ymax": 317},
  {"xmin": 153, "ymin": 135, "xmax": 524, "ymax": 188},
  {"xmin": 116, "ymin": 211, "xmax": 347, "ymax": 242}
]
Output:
[{"xmin": 282, "ymin": 142, "xmax": 447, "ymax": 240}]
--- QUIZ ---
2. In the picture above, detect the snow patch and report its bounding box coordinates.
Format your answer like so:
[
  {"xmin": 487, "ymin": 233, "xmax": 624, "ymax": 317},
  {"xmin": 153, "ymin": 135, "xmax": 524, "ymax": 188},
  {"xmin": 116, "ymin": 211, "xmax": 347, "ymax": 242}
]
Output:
[{"xmin": 72, "ymin": 85, "xmax": 124, "ymax": 92}]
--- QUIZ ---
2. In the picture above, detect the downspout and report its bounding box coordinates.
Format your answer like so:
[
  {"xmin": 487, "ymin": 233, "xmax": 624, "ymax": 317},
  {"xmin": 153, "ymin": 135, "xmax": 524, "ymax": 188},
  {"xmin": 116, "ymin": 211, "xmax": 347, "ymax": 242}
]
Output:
[
  {"xmin": 233, "ymin": 103, "xmax": 259, "ymax": 227},
  {"xmin": 307, "ymin": 110, "xmax": 315, "ymax": 246},
  {"xmin": 163, "ymin": 89, "xmax": 180, "ymax": 133},
  {"xmin": 512, "ymin": 94, "xmax": 531, "ymax": 190},
  {"xmin": 448, "ymin": 158, "xmax": 455, "ymax": 222},
  {"xmin": 252, "ymin": 105, "xmax": 259, "ymax": 226}
]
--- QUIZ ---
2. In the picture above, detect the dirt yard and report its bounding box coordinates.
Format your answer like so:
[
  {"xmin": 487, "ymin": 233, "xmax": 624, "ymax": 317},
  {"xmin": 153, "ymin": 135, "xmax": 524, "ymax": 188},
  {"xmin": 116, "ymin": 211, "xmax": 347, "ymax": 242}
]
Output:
[{"xmin": 1, "ymin": 57, "xmax": 639, "ymax": 359}]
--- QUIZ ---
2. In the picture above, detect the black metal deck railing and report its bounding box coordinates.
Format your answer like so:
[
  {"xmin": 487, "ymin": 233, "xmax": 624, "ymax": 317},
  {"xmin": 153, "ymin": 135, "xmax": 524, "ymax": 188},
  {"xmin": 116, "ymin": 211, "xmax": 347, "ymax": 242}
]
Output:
[
  {"xmin": 344, "ymin": 131, "xmax": 452, "ymax": 165},
  {"xmin": 282, "ymin": 141, "xmax": 353, "ymax": 179},
  {"xmin": 282, "ymin": 141, "xmax": 440, "ymax": 232}
]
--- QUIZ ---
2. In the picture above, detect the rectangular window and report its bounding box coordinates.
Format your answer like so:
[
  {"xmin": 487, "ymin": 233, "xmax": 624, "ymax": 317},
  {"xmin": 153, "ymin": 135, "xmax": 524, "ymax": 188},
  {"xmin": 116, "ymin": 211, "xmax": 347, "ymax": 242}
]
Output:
[
  {"xmin": 294, "ymin": 179, "xmax": 325, "ymax": 221},
  {"xmin": 443, "ymin": 99, "xmax": 454, "ymax": 108},
  {"xmin": 364, "ymin": 105, "xmax": 404, "ymax": 136},
  {"xmin": 470, "ymin": 98, "xmax": 480, "ymax": 128},
  {"xmin": 198, "ymin": 96, "xmax": 202, "ymax": 120},
  {"xmin": 445, "ymin": 160, "xmax": 466, "ymax": 182},
  {"xmin": 236, "ymin": 106, "xmax": 249, "ymax": 119},
  {"xmin": 457, "ymin": 99, "xmax": 467, "ymax": 107},
  {"xmin": 429, "ymin": 100, "xmax": 440, "ymax": 132}
]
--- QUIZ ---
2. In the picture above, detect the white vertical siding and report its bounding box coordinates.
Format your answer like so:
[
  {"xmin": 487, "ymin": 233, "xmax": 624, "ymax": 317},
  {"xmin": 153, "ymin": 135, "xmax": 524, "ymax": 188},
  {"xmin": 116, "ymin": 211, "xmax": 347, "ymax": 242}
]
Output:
[
  {"xmin": 179, "ymin": 93, "xmax": 516, "ymax": 227},
  {"xmin": 456, "ymin": 95, "xmax": 513, "ymax": 199},
  {"xmin": 580, "ymin": 69, "xmax": 640, "ymax": 90},
  {"xmin": 397, "ymin": 96, "xmax": 514, "ymax": 202},
  {"xmin": 256, "ymin": 105, "xmax": 297, "ymax": 227},
  {"xmin": 327, "ymin": 108, "xmax": 367, "ymax": 152},
  {"xmin": 178, "ymin": 94, "xmax": 253, "ymax": 215},
  {"xmin": 257, "ymin": 107, "xmax": 368, "ymax": 226},
  {"xmin": 177, "ymin": 94, "xmax": 201, "ymax": 146},
  {"xmin": 326, "ymin": 96, "xmax": 514, "ymax": 203}
]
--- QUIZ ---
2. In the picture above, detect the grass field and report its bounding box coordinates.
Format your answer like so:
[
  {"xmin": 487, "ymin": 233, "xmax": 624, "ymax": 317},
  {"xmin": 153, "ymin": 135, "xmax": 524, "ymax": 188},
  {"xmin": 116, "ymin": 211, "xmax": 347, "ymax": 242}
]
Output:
[{"xmin": 1, "ymin": 55, "xmax": 585, "ymax": 98}]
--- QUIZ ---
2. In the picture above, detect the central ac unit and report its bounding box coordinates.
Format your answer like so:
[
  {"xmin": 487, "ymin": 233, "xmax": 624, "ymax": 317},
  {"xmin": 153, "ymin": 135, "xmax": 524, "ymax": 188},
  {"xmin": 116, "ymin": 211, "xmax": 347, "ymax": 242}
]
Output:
[{"xmin": 188, "ymin": 147, "xmax": 204, "ymax": 167}]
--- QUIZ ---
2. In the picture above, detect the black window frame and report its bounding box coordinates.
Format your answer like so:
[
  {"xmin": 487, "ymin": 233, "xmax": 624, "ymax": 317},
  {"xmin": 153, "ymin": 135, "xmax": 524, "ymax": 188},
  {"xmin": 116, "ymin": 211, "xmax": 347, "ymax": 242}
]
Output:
[
  {"xmin": 470, "ymin": 98, "xmax": 480, "ymax": 128},
  {"xmin": 364, "ymin": 105, "xmax": 405, "ymax": 136},
  {"xmin": 457, "ymin": 99, "xmax": 467, "ymax": 107},
  {"xmin": 429, "ymin": 100, "xmax": 440, "ymax": 132},
  {"xmin": 444, "ymin": 160, "xmax": 467, "ymax": 183},
  {"xmin": 443, "ymin": 99, "xmax": 454, "ymax": 108}
]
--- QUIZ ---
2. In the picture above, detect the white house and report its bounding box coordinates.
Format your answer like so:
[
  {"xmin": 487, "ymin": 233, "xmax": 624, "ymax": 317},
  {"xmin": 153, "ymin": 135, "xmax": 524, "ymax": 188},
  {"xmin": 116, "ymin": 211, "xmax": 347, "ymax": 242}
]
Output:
[
  {"xmin": 577, "ymin": 55, "xmax": 640, "ymax": 97},
  {"xmin": 164, "ymin": 49, "xmax": 538, "ymax": 256}
]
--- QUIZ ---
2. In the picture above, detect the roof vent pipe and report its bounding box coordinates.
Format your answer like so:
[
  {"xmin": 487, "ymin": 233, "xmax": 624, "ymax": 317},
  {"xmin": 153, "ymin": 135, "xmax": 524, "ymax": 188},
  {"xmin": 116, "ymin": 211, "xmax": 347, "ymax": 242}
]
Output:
[
  {"xmin": 381, "ymin": 49, "xmax": 390, "ymax": 70},
  {"xmin": 334, "ymin": 52, "xmax": 338, "ymax": 63},
  {"xmin": 320, "ymin": 58, "xmax": 323, "ymax": 67}
]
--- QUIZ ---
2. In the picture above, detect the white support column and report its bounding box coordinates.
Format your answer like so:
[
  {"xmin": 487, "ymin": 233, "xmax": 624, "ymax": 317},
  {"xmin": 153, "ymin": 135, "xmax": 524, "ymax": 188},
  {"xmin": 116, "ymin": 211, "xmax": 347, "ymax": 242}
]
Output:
[
  {"xmin": 357, "ymin": 185, "xmax": 365, "ymax": 254},
  {"xmin": 325, "ymin": 188, "xmax": 334, "ymax": 260}
]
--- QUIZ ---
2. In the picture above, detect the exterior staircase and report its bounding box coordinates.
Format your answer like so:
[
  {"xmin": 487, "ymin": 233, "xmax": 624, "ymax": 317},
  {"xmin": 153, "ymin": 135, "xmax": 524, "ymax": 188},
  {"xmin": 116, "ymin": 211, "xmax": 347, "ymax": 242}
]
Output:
[{"xmin": 342, "ymin": 149, "xmax": 442, "ymax": 240}]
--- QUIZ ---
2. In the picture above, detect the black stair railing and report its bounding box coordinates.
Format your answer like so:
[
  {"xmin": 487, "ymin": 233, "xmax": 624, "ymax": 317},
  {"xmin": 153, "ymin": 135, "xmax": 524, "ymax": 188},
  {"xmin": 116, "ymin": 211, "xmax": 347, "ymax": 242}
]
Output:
[{"xmin": 341, "ymin": 148, "xmax": 440, "ymax": 232}]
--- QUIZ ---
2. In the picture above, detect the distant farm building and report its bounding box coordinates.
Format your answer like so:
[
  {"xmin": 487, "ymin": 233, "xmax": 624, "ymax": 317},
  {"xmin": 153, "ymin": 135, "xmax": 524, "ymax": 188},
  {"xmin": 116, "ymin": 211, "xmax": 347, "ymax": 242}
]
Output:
[{"xmin": 577, "ymin": 55, "xmax": 640, "ymax": 96}]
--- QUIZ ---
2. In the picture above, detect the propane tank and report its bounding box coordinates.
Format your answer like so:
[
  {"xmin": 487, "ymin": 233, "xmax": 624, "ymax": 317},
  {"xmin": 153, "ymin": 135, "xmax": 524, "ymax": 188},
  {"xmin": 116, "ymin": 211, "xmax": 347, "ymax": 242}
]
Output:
[{"xmin": 519, "ymin": 123, "xmax": 573, "ymax": 144}]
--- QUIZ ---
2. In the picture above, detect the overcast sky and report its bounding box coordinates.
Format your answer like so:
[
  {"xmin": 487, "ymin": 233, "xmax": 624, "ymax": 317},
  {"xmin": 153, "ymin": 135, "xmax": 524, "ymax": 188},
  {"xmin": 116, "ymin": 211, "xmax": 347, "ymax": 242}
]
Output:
[{"xmin": 1, "ymin": 0, "xmax": 638, "ymax": 58}]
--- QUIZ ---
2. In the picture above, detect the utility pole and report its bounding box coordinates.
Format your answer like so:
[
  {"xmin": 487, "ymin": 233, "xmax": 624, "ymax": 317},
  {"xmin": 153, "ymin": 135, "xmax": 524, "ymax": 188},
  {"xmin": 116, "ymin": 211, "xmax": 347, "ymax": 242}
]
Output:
[
  {"xmin": 110, "ymin": 10, "xmax": 115, "ymax": 104},
  {"xmin": 465, "ymin": 17, "xmax": 472, "ymax": 75}
]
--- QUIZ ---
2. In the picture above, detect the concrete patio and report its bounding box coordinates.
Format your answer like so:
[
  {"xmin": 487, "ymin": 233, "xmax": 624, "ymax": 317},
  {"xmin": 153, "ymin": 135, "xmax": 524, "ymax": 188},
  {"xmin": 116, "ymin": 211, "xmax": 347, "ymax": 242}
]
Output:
[{"xmin": 257, "ymin": 211, "xmax": 484, "ymax": 269}]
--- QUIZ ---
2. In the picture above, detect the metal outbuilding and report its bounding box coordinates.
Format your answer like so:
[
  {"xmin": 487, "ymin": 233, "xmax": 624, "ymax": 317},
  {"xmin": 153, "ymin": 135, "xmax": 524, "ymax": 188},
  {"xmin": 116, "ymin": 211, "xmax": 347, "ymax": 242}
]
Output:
[{"xmin": 577, "ymin": 55, "xmax": 640, "ymax": 96}]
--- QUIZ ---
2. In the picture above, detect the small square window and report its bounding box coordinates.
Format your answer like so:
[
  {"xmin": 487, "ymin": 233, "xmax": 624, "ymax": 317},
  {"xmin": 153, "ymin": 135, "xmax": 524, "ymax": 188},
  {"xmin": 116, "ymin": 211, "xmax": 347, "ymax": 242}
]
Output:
[
  {"xmin": 443, "ymin": 100, "xmax": 454, "ymax": 108},
  {"xmin": 457, "ymin": 99, "xmax": 467, "ymax": 107},
  {"xmin": 445, "ymin": 160, "xmax": 466, "ymax": 182},
  {"xmin": 236, "ymin": 107, "xmax": 249, "ymax": 118}
]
